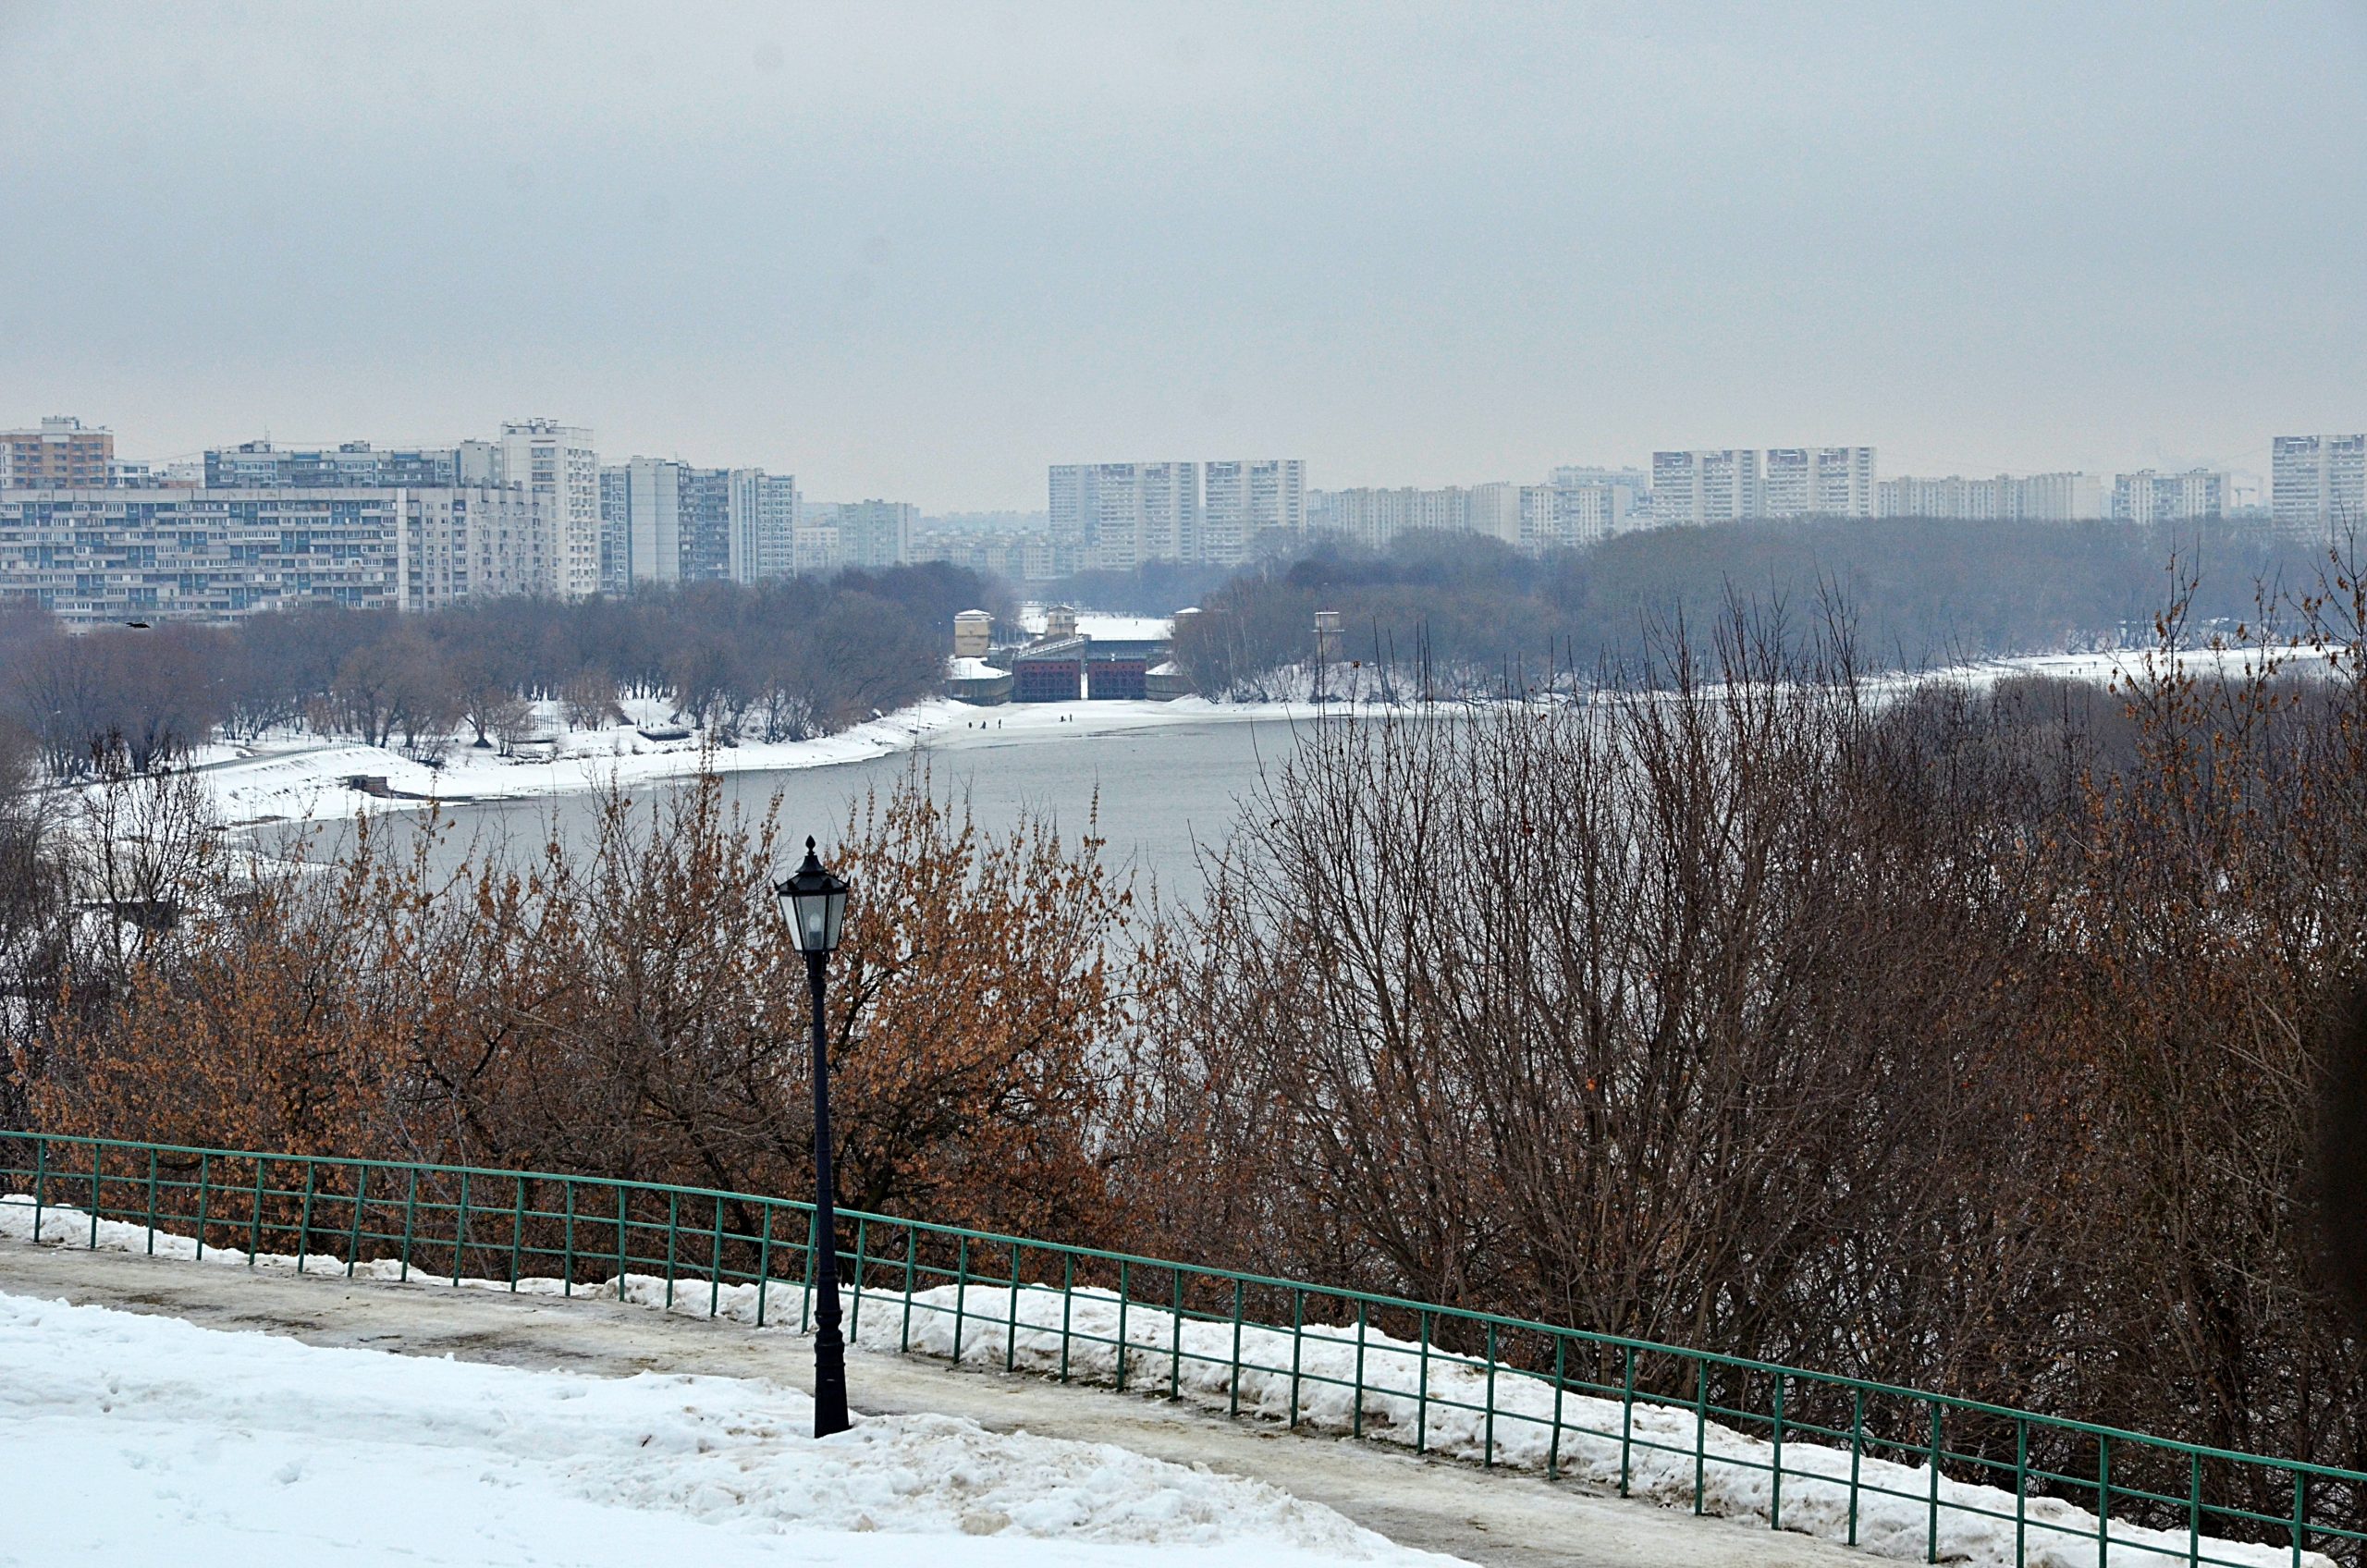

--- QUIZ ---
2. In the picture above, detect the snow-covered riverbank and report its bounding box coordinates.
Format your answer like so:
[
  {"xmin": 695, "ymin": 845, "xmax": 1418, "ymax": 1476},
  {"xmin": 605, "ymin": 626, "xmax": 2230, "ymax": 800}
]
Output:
[
  {"xmin": 178, "ymin": 645, "xmax": 2313, "ymax": 830},
  {"xmin": 190, "ymin": 695, "xmax": 1312, "ymax": 828}
]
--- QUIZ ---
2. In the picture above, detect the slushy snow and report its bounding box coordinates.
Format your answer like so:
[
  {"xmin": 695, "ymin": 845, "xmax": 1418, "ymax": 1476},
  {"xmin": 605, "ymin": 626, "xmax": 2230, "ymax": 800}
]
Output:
[{"xmin": 3, "ymin": 1194, "xmax": 2331, "ymax": 1568}]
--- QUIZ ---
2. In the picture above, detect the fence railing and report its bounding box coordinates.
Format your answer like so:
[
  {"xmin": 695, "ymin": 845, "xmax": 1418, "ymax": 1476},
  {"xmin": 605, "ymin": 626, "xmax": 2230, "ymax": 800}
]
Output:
[{"xmin": 0, "ymin": 1128, "xmax": 2357, "ymax": 1568}]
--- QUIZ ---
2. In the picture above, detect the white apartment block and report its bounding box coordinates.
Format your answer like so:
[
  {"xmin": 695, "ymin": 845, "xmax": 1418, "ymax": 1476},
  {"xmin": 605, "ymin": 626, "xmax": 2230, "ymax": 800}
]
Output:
[
  {"xmin": 793, "ymin": 503, "xmax": 840, "ymax": 576},
  {"xmin": 497, "ymin": 419, "xmax": 600, "ymax": 599},
  {"xmin": 1876, "ymin": 472, "xmax": 2106, "ymax": 521},
  {"xmin": 1202, "ymin": 459, "xmax": 1306, "ymax": 566},
  {"xmin": 835, "ymin": 499, "xmax": 915, "ymax": 570},
  {"xmin": 1761, "ymin": 447, "xmax": 1876, "ymax": 520},
  {"xmin": 1307, "ymin": 486, "xmax": 1468, "ymax": 550},
  {"xmin": 2112, "ymin": 469, "xmax": 2226, "ymax": 524},
  {"xmin": 1049, "ymin": 462, "xmax": 1202, "ymax": 571},
  {"xmin": 1466, "ymin": 482, "xmax": 1525, "ymax": 546},
  {"xmin": 727, "ymin": 469, "xmax": 800, "ymax": 582},
  {"xmin": 1651, "ymin": 449, "xmax": 1760, "ymax": 526},
  {"xmin": 1520, "ymin": 483, "xmax": 1617, "ymax": 551},
  {"xmin": 1653, "ymin": 447, "xmax": 1875, "ymax": 525},
  {"xmin": 625, "ymin": 457, "xmax": 687, "ymax": 586},
  {"xmin": 1547, "ymin": 467, "xmax": 1652, "ymax": 533},
  {"xmin": 2272, "ymin": 435, "xmax": 2366, "ymax": 534},
  {"xmin": 397, "ymin": 485, "xmax": 551, "ymax": 613}
]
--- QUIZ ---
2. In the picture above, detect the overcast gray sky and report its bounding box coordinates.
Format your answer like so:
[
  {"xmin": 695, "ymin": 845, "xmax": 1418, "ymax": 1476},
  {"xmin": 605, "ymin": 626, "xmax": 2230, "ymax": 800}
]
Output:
[{"xmin": 2, "ymin": 2, "xmax": 2361, "ymax": 509}]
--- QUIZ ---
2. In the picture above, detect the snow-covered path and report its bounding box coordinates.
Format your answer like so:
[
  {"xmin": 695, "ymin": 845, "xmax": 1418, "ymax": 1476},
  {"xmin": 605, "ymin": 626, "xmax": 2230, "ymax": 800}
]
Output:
[
  {"xmin": 0, "ymin": 1278, "xmax": 1457, "ymax": 1568},
  {"xmin": 0, "ymin": 1238, "xmax": 1867, "ymax": 1568}
]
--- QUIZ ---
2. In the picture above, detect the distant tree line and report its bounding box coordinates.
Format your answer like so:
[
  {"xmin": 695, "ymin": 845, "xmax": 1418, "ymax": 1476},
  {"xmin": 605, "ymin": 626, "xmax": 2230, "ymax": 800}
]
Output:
[
  {"xmin": 1171, "ymin": 519, "xmax": 2328, "ymax": 697},
  {"xmin": 0, "ymin": 562, "xmax": 1003, "ymax": 778}
]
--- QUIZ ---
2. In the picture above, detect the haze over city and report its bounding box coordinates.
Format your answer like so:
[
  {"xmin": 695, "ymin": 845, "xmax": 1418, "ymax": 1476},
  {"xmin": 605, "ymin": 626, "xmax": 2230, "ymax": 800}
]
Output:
[{"xmin": 5, "ymin": 1, "xmax": 2363, "ymax": 508}]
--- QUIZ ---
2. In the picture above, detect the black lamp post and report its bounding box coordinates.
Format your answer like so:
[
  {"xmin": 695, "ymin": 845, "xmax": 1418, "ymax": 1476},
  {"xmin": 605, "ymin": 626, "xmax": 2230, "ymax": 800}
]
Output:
[{"xmin": 774, "ymin": 836, "xmax": 852, "ymax": 1438}]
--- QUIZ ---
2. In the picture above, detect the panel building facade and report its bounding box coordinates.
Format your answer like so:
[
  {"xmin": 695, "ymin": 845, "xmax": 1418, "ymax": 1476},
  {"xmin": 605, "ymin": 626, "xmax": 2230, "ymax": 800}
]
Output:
[
  {"xmin": 2272, "ymin": 435, "xmax": 2366, "ymax": 535},
  {"xmin": 2, "ymin": 417, "xmax": 115, "ymax": 488},
  {"xmin": 0, "ymin": 488, "xmax": 402, "ymax": 624}
]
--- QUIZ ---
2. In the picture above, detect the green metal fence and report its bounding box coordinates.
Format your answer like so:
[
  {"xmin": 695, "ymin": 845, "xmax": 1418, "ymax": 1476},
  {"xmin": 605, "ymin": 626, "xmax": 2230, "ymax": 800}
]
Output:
[{"xmin": 1, "ymin": 1128, "xmax": 2357, "ymax": 1568}]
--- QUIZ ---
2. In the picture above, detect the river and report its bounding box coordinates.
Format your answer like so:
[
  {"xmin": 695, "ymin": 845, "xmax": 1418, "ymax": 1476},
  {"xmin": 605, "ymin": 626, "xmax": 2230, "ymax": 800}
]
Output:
[{"xmin": 269, "ymin": 715, "xmax": 1326, "ymax": 898}]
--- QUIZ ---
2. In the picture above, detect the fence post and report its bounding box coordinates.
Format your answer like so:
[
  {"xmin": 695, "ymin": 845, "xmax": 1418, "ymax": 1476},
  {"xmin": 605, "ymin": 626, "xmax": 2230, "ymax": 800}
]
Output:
[
  {"xmin": 398, "ymin": 1167, "xmax": 419, "ymax": 1281},
  {"xmin": 562, "ymin": 1180, "xmax": 575, "ymax": 1296},
  {"xmin": 613, "ymin": 1185, "xmax": 628, "ymax": 1299},
  {"xmin": 1007, "ymin": 1243, "xmax": 1024, "ymax": 1374},
  {"xmin": 663, "ymin": 1191, "xmax": 680, "ymax": 1309},
  {"xmin": 1112, "ymin": 1257, "xmax": 1127, "ymax": 1392},
  {"xmin": 30, "ymin": 1138, "xmax": 45, "ymax": 1243},
  {"xmin": 2014, "ymin": 1417, "xmax": 2027, "ymax": 1566},
  {"xmin": 2291, "ymin": 1468, "xmax": 2305, "ymax": 1568},
  {"xmin": 850, "ymin": 1215, "xmax": 867, "ymax": 1343},
  {"xmin": 1619, "ymin": 1344, "xmax": 1636, "ymax": 1496},
  {"xmin": 1416, "ymin": 1311, "xmax": 1431, "ymax": 1454},
  {"xmin": 899, "ymin": 1225, "xmax": 915, "ymax": 1353},
  {"xmin": 342, "ymin": 1161, "xmax": 362, "ymax": 1278},
  {"xmin": 799, "ymin": 1209, "xmax": 816, "ymax": 1330},
  {"xmin": 145, "ymin": 1149, "xmax": 160, "ymax": 1256},
  {"xmin": 452, "ymin": 1171, "xmax": 469, "ymax": 1287},
  {"xmin": 1483, "ymin": 1322, "xmax": 1498, "ymax": 1468},
  {"xmin": 90, "ymin": 1140, "xmax": 103, "ymax": 1248},
  {"xmin": 294, "ymin": 1161, "xmax": 314, "ymax": 1274},
  {"xmin": 509, "ymin": 1177, "xmax": 524, "ymax": 1291},
  {"xmin": 1353, "ymin": 1300, "xmax": 1369, "ymax": 1439},
  {"xmin": 1850, "ymin": 1387, "xmax": 1865, "ymax": 1546},
  {"xmin": 1927, "ymin": 1401, "xmax": 1944, "ymax": 1565},
  {"xmin": 1771, "ymin": 1372, "xmax": 1784, "ymax": 1532},
  {"xmin": 1169, "ymin": 1269, "xmax": 1184, "ymax": 1401},
  {"xmin": 247, "ymin": 1157, "xmax": 266, "ymax": 1265},
  {"xmin": 707, "ymin": 1194, "xmax": 723, "ymax": 1319},
  {"xmin": 193, "ymin": 1151, "xmax": 210, "ymax": 1261},
  {"xmin": 2097, "ymin": 1435, "xmax": 2111, "ymax": 1567},
  {"xmin": 2188, "ymin": 1451, "xmax": 2201, "ymax": 1568},
  {"xmin": 1059, "ymin": 1251, "xmax": 1073, "ymax": 1381},
  {"xmin": 1287, "ymin": 1287, "xmax": 1304, "ymax": 1428},
  {"xmin": 1548, "ymin": 1336, "xmax": 1564, "ymax": 1481},
  {"xmin": 955, "ymin": 1234, "xmax": 972, "ymax": 1367},
  {"xmin": 1694, "ymin": 1357, "xmax": 1708, "ymax": 1515},
  {"xmin": 754, "ymin": 1203, "xmax": 774, "ymax": 1329},
  {"xmin": 1228, "ymin": 1278, "xmax": 1244, "ymax": 1418}
]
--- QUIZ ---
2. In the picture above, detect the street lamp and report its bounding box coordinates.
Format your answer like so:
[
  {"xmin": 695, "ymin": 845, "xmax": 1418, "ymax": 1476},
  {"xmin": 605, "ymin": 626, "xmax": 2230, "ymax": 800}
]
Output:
[{"xmin": 774, "ymin": 836, "xmax": 852, "ymax": 1438}]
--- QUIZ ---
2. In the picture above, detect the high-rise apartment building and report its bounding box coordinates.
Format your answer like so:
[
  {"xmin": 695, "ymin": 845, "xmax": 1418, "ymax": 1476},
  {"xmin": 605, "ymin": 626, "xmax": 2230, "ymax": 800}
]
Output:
[
  {"xmin": 2, "ymin": 417, "xmax": 114, "ymax": 487},
  {"xmin": 497, "ymin": 420, "xmax": 599, "ymax": 600},
  {"xmin": 2272, "ymin": 435, "xmax": 2366, "ymax": 535},
  {"xmin": 202, "ymin": 439, "xmax": 460, "ymax": 489},
  {"xmin": 1876, "ymin": 472, "xmax": 2106, "ymax": 520},
  {"xmin": 1201, "ymin": 459, "xmax": 1306, "ymax": 566},
  {"xmin": 1547, "ymin": 467, "xmax": 1652, "ymax": 532},
  {"xmin": 597, "ymin": 465, "xmax": 631, "ymax": 593},
  {"xmin": 2112, "ymin": 469, "xmax": 2226, "ymax": 523},
  {"xmin": 1761, "ymin": 447, "xmax": 1876, "ymax": 519},
  {"xmin": 1466, "ymin": 482, "xmax": 1525, "ymax": 546},
  {"xmin": 1519, "ymin": 483, "xmax": 1617, "ymax": 551},
  {"xmin": 0, "ymin": 487, "xmax": 402, "ymax": 623},
  {"xmin": 1049, "ymin": 462, "xmax": 1202, "ymax": 571},
  {"xmin": 727, "ymin": 469, "xmax": 800, "ymax": 582},
  {"xmin": 1653, "ymin": 447, "xmax": 1875, "ymax": 525},
  {"xmin": 396, "ymin": 486, "xmax": 551, "ymax": 613},
  {"xmin": 835, "ymin": 499, "xmax": 915, "ymax": 570},
  {"xmin": 1651, "ymin": 449, "xmax": 1760, "ymax": 526}
]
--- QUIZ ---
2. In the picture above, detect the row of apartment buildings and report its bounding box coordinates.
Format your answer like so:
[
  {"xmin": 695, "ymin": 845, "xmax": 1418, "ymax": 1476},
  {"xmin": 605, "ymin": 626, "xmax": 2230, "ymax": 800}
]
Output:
[
  {"xmin": 0, "ymin": 417, "xmax": 936, "ymax": 625},
  {"xmin": 1047, "ymin": 460, "xmax": 1307, "ymax": 573}
]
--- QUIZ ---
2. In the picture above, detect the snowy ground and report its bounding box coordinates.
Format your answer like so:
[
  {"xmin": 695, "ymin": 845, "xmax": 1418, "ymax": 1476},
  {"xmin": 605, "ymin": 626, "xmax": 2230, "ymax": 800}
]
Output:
[
  {"xmin": 1, "ymin": 1195, "xmax": 2331, "ymax": 1568},
  {"xmin": 0, "ymin": 1288, "xmax": 1462, "ymax": 1568}
]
